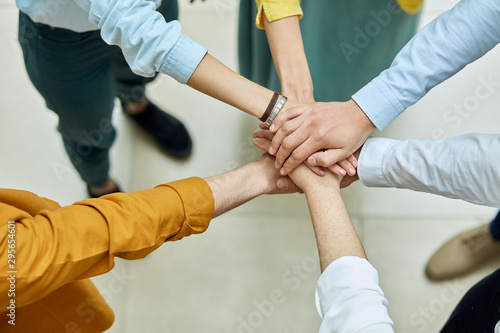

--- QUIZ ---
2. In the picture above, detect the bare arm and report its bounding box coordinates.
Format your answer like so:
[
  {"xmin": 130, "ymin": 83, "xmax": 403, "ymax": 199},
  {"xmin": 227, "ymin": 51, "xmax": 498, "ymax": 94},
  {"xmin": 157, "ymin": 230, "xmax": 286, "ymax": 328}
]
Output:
[
  {"xmin": 187, "ymin": 54, "xmax": 300, "ymax": 119},
  {"xmin": 263, "ymin": 15, "xmax": 314, "ymax": 104},
  {"xmin": 288, "ymin": 165, "xmax": 366, "ymax": 271},
  {"xmin": 1, "ymin": 154, "xmax": 295, "ymax": 308},
  {"xmin": 205, "ymin": 154, "xmax": 298, "ymax": 218},
  {"xmin": 288, "ymin": 167, "xmax": 394, "ymax": 332}
]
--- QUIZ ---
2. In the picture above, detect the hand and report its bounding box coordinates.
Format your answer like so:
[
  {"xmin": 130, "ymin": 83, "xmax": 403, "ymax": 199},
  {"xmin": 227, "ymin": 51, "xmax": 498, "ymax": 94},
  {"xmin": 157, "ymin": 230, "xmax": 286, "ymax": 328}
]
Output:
[
  {"xmin": 254, "ymin": 153, "xmax": 301, "ymax": 195},
  {"xmin": 253, "ymin": 127, "xmax": 358, "ymax": 178},
  {"xmin": 288, "ymin": 163, "xmax": 342, "ymax": 195},
  {"xmin": 339, "ymin": 145, "xmax": 362, "ymax": 188},
  {"xmin": 267, "ymin": 99, "xmax": 376, "ymax": 175}
]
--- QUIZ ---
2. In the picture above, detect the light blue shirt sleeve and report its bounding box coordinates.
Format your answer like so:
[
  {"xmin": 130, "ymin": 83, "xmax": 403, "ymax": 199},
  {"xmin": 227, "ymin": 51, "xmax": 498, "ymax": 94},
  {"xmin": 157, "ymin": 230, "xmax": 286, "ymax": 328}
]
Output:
[
  {"xmin": 352, "ymin": 0, "xmax": 500, "ymax": 130},
  {"xmin": 358, "ymin": 134, "xmax": 500, "ymax": 207},
  {"xmin": 316, "ymin": 256, "xmax": 394, "ymax": 333},
  {"xmin": 73, "ymin": 0, "xmax": 207, "ymax": 82}
]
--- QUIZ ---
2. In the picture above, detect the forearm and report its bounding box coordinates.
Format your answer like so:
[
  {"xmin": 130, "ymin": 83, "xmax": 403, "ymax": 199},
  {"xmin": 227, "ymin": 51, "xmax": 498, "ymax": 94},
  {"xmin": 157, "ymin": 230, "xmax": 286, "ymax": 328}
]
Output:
[
  {"xmin": 353, "ymin": 0, "xmax": 500, "ymax": 130},
  {"xmin": 290, "ymin": 169, "xmax": 391, "ymax": 331},
  {"xmin": 358, "ymin": 134, "xmax": 500, "ymax": 207},
  {"xmin": 78, "ymin": 0, "xmax": 299, "ymax": 119},
  {"xmin": 205, "ymin": 162, "xmax": 268, "ymax": 218},
  {"xmin": 304, "ymin": 186, "xmax": 366, "ymax": 272},
  {"xmin": 187, "ymin": 54, "xmax": 300, "ymax": 118},
  {"xmin": 264, "ymin": 15, "xmax": 314, "ymax": 103},
  {"xmin": 289, "ymin": 167, "xmax": 366, "ymax": 271}
]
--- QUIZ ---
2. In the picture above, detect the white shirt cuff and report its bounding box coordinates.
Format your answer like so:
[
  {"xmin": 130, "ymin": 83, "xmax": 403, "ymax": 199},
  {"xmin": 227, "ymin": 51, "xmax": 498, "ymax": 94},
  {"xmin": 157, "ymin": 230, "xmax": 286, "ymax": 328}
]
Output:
[
  {"xmin": 315, "ymin": 256, "xmax": 393, "ymax": 332},
  {"xmin": 358, "ymin": 137, "xmax": 399, "ymax": 188}
]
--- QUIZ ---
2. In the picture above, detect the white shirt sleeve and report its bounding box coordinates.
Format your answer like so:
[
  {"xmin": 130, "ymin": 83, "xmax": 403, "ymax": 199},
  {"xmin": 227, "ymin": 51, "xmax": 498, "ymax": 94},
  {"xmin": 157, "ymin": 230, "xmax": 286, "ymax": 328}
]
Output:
[
  {"xmin": 358, "ymin": 134, "xmax": 500, "ymax": 207},
  {"xmin": 316, "ymin": 256, "xmax": 394, "ymax": 333},
  {"xmin": 352, "ymin": 0, "xmax": 500, "ymax": 130}
]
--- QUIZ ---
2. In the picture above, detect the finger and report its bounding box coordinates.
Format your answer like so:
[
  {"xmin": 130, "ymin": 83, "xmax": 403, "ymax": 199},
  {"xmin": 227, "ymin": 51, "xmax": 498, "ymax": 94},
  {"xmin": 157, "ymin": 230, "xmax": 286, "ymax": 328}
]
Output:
[
  {"xmin": 280, "ymin": 140, "xmax": 323, "ymax": 175},
  {"xmin": 328, "ymin": 164, "xmax": 347, "ymax": 177},
  {"xmin": 253, "ymin": 129, "xmax": 275, "ymax": 141},
  {"xmin": 274, "ymin": 125, "xmax": 310, "ymax": 169},
  {"xmin": 270, "ymin": 115, "xmax": 304, "ymax": 158},
  {"xmin": 307, "ymin": 149, "xmax": 350, "ymax": 168},
  {"xmin": 346, "ymin": 154, "xmax": 358, "ymax": 168},
  {"xmin": 269, "ymin": 105, "xmax": 308, "ymax": 132},
  {"xmin": 259, "ymin": 122, "xmax": 267, "ymax": 130},
  {"xmin": 253, "ymin": 138, "xmax": 271, "ymax": 152},
  {"xmin": 337, "ymin": 159, "xmax": 356, "ymax": 176},
  {"xmin": 304, "ymin": 161, "xmax": 325, "ymax": 176}
]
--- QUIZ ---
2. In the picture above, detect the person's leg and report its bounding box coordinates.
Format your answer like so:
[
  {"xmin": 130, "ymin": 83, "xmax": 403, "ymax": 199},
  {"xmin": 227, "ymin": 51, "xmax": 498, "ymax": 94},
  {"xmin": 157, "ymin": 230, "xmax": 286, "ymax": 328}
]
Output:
[
  {"xmin": 440, "ymin": 268, "xmax": 500, "ymax": 332},
  {"xmin": 113, "ymin": 0, "xmax": 192, "ymax": 157},
  {"xmin": 425, "ymin": 214, "xmax": 500, "ymax": 281},
  {"xmin": 18, "ymin": 12, "xmax": 119, "ymax": 195}
]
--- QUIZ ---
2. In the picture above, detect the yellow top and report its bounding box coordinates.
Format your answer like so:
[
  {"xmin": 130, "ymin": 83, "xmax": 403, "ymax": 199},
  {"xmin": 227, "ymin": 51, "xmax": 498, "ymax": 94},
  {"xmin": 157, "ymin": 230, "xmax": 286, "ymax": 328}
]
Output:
[
  {"xmin": 255, "ymin": 0, "xmax": 424, "ymax": 29},
  {"xmin": 0, "ymin": 178, "xmax": 214, "ymax": 332},
  {"xmin": 397, "ymin": 0, "xmax": 424, "ymax": 14},
  {"xmin": 255, "ymin": 0, "xmax": 303, "ymax": 29}
]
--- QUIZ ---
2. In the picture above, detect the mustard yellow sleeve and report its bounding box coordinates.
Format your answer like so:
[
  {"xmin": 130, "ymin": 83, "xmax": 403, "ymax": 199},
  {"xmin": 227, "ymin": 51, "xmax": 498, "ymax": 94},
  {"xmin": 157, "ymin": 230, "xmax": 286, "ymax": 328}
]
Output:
[
  {"xmin": 397, "ymin": 0, "xmax": 424, "ymax": 14},
  {"xmin": 0, "ymin": 177, "xmax": 214, "ymax": 309},
  {"xmin": 255, "ymin": 0, "xmax": 303, "ymax": 29}
]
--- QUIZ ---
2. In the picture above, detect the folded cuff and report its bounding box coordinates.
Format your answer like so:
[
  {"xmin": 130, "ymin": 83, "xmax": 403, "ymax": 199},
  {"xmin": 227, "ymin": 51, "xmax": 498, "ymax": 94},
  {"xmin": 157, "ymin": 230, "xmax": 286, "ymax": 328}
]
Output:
[
  {"xmin": 358, "ymin": 137, "xmax": 399, "ymax": 188},
  {"xmin": 352, "ymin": 78, "xmax": 405, "ymax": 131},
  {"xmin": 159, "ymin": 177, "xmax": 214, "ymax": 239},
  {"xmin": 160, "ymin": 33, "xmax": 208, "ymax": 84}
]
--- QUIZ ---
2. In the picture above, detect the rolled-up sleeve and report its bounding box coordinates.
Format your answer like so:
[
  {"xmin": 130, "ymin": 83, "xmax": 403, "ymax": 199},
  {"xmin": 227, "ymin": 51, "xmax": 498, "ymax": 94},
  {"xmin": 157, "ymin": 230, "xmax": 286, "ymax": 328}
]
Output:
[
  {"xmin": 0, "ymin": 177, "xmax": 214, "ymax": 309},
  {"xmin": 75, "ymin": 0, "xmax": 207, "ymax": 82},
  {"xmin": 255, "ymin": 0, "xmax": 303, "ymax": 29}
]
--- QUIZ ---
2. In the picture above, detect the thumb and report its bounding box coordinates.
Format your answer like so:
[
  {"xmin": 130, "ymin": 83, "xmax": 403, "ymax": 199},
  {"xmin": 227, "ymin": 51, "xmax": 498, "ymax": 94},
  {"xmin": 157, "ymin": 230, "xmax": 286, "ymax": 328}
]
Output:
[
  {"xmin": 277, "ymin": 177, "xmax": 303, "ymax": 194},
  {"xmin": 308, "ymin": 149, "xmax": 348, "ymax": 168}
]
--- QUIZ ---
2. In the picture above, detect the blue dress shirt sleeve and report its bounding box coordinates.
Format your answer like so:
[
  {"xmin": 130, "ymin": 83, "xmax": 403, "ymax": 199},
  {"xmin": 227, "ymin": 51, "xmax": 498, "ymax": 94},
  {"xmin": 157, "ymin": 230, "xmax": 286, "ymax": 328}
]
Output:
[
  {"xmin": 74, "ymin": 0, "xmax": 207, "ymax": 82},
  {"xmin": 352, "ymin": 0, "xmax": 500, "ymax": 130}
]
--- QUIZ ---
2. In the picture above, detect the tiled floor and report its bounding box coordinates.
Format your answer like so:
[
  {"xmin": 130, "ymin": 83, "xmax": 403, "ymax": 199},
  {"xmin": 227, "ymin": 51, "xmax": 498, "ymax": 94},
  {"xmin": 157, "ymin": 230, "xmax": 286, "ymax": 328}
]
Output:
[{"xmin": 1, "ymin": 1, "xmax": 499, "ymax": 332}]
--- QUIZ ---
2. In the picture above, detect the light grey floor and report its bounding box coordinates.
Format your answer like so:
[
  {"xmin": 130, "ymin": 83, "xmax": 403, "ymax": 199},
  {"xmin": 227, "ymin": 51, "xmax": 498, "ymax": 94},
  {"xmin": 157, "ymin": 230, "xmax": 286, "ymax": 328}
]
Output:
[{"xmin": 1, "ymin": 1, "xmax": 500, "ymax": 332}]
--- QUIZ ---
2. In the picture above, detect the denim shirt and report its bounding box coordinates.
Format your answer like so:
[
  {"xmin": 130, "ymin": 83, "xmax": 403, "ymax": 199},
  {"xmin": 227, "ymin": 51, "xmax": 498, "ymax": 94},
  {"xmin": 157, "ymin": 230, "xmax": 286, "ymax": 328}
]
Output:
[
  {"xmin": 352, "ymin": 0, "xmax": 500, "ymax": 130},
  {"xmin": 16, "ymin": 0, "xmax": 207, "ymax": 82}
]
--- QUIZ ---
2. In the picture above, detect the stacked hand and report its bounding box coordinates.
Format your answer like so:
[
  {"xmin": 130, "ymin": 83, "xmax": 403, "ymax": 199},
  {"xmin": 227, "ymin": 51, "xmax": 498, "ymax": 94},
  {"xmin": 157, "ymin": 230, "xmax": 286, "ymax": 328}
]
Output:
[
  {"xmin": 253, "ymin": 130, "xmax": 362, "ymax": 190},
  {"xmin": 263, "ymin": 99, "xmax": 375, "ymax": 176}
]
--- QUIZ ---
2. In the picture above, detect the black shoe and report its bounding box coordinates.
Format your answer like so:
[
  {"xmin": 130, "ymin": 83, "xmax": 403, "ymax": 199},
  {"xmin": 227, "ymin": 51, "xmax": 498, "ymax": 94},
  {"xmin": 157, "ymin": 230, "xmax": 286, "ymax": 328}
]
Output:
[
  {"xmin": 87, "ymin": 183, "xmax": 122, "ymax": 198},
  {"xmin": 124, "ymin": 101, "xmax": 193, "ymax": 158}
]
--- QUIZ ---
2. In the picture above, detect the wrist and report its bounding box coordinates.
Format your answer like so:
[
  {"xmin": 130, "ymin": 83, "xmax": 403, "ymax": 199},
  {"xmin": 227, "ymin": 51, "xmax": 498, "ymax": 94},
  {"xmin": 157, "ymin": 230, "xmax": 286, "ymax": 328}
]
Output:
[
  {"xmin": 301, "ymin": 173, "xmax": 342, "ymax": 197},
  {"xmin": 243, "ymin": 162, "xmax": 271, "ymax": 196},
  {"xmin": 281, "ymin": 80, "xmax": 314, "ymax": 104},
  {"xmin": 349, "ymin": 99, "xmax": 376, "ymax": 133},
  {"xmin": 281, "ymin": 100, "xmax": 302, "ymax": 113}
]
